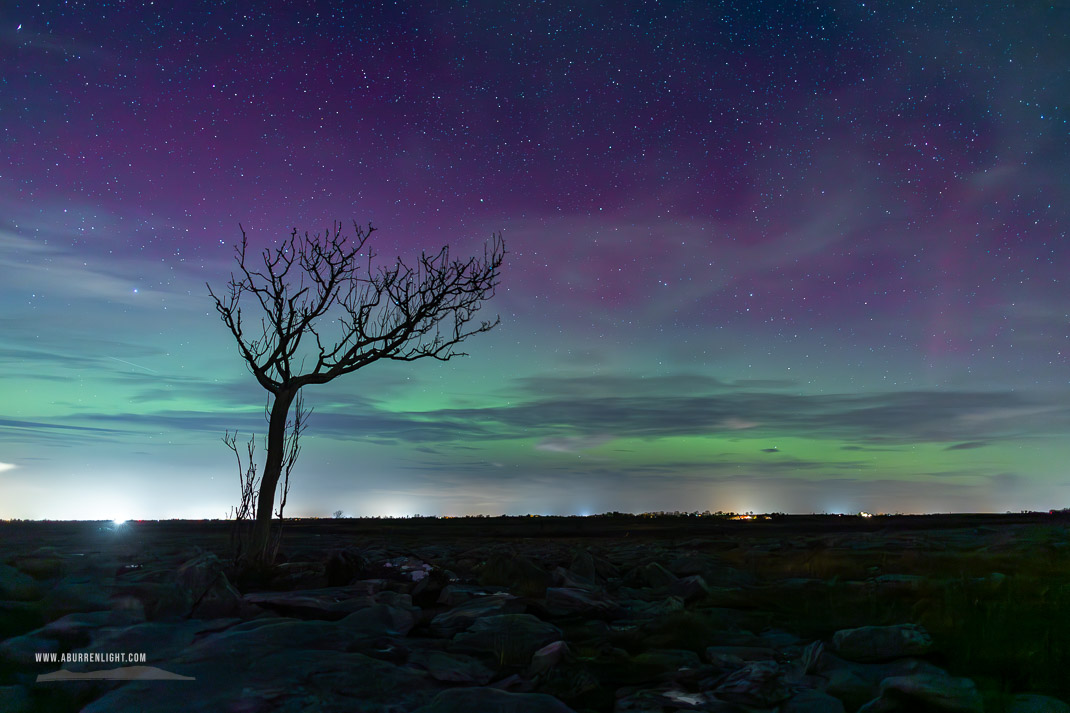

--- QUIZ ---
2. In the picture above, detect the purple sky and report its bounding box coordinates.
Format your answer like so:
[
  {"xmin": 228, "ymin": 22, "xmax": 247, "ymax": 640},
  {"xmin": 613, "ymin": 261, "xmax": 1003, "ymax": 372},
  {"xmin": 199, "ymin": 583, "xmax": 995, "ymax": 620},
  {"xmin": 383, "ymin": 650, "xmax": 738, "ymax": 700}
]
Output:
[{"xmin": 1, "ymin": 2, "xmax": 1068, "ymax": 519}]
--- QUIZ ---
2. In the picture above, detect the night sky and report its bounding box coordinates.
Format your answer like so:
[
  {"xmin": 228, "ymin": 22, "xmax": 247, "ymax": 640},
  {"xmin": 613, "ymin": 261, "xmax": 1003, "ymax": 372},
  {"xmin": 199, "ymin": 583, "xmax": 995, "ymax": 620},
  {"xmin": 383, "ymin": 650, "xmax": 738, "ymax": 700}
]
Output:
[{"xmin": 2, "ymin": 2, "xmax": 1067, "ymax": 520}]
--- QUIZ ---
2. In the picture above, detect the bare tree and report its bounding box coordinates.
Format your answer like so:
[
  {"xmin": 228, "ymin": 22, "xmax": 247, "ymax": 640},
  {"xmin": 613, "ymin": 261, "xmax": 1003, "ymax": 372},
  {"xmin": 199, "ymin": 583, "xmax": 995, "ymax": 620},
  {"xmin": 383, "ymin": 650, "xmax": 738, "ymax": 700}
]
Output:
[
  {"xmin": 208, "ymin": 221, "xmax": 504, "ymax": 564},
  {"xmin": 221, "ymin": 391, "xmax": 308, "ymax": 565}
]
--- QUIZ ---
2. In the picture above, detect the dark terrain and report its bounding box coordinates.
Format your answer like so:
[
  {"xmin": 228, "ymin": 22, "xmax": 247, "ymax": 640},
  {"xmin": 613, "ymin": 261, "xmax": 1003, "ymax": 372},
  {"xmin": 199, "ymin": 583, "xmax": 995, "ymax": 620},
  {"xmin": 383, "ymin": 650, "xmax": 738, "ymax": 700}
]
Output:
[{"xmin": 2, "ymin": 513, "xmax": 1070, "ymax": 712}]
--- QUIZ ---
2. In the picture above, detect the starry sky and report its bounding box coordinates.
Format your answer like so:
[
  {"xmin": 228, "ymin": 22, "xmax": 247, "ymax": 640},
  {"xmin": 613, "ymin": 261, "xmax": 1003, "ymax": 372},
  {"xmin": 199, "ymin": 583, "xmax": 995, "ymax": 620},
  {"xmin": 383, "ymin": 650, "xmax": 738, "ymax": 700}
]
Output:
[{"xmin": 1, "ymin": 1, "xmax": 1067, "ymax": 520}]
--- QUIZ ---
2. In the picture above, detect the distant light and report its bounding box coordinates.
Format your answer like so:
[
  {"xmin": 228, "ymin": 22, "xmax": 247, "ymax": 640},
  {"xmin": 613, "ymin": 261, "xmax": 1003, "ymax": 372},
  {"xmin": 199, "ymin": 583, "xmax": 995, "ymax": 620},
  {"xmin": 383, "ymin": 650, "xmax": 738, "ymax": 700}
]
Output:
[
  {"xmin": 859, "ymin": 511, "xmax": 873, "ymax": 518},
  {"xmin": 113, "ymin": 519, "xmax": 127, "ymax": 527}
]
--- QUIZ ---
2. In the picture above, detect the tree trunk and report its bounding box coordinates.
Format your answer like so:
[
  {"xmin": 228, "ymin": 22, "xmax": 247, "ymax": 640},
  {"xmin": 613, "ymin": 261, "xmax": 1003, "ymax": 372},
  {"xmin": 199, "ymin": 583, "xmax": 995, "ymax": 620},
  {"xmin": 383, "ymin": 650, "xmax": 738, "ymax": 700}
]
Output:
[{"xmin": 249, "ymin": 387, "xmax": 297, "ymax": 564}]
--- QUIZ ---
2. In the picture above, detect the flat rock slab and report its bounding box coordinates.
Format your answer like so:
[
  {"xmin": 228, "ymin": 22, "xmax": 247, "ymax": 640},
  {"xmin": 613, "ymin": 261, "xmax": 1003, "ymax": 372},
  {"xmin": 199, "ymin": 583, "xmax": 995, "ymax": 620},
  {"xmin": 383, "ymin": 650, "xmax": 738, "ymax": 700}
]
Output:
[
  {"xmin": 832, "ymin": 624, "xmax": 933, "ymax": 662},
  {"xmin": 81, "ymin": 650, "xmax": 437, "ymax": 713},
  {"xmin": 878, "ymin": 673, "xmax": 983, "ymax": 713},
  {"xmin": 1008, "ymin": 694, "xmax": 1070, "ymax": 713},
  {"xmin": 781, "ymin": 689, "xmax": 847, "ymax": 713},
  {"xmin": 450, "ymin": 614, "xmax": 564, "ymax": 667},
  {"xmin": 0, "ymin": 563, "xmax": 43, "ymax": 601},
  {"xmin": 242, "ymin": 582, "xmax": 404, "ymax": 620},
  {"xmin": 430, "ymin": 593, "xmax": 524, "ymax": 637},
  {"xmin": 413, "ymin": 686, "xmax": 578, "ymax": 713},
  {"xmin": 408, "ymin": 649, "xmax": 495, "ymax": 684}
]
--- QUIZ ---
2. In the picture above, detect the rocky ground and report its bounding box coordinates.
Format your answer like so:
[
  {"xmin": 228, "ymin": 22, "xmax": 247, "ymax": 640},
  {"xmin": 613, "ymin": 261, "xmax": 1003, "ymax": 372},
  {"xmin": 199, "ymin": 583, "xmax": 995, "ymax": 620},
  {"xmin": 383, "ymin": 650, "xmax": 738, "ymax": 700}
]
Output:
[{"xmin": 2, "ymin": 514, "xmax": 1070, "ymax": 712}]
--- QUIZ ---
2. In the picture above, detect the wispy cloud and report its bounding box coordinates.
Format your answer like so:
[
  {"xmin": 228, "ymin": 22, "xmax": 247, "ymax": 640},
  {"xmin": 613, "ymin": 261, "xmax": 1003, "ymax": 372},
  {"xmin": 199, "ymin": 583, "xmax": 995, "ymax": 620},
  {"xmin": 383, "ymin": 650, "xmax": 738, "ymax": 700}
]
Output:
[
  {"xmin": 535, "ymin": 435, "xmax": 613, "ymax": 453},
  {"xmin": 18, "ymin": 379, "xmax": 1070, "ymax": 452},
  {"xmin": 945, "ymin": 441, "xmax": 990, "ymax": 451}
]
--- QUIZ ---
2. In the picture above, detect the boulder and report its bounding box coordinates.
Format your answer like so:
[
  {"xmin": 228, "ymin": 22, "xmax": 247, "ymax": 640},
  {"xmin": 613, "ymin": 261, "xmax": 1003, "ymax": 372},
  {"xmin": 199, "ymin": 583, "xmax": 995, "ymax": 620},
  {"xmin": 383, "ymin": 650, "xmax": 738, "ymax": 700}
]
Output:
[
  {"xmin": 1008, "ymin": 694, "xmax": 1070, "ymax": 713},
  {"xmin": 0, "ymin": 563, "xmax": 42, "ymax": 601},
  {"xmin": 627, "ymin": 595, "xmax": 685, "ymax": 618},
  {"xmin": 116, "ymin": 582, "xmax": 199, "ymax": 621},
  {"xmin": 528, "ymin": 640, "xmax": 570, "ymax": 676},
  {"xmin": 545, "ymin": 587, "xmax": 622, "ymax": 618},
  {"xmin": 0, "ymin": 601, "xmax": 44, "ymax": 639},
  {"xmin": 450, "ymin": 614, "xmax": 563, "ymax": 667},
  {"xmin": 569, "ymin": 549, "xmax": 619, "ymax": 581},
  {"xmin": 780, "ymin": 689, "xmax": 847, "ymax": 713},
  {"xmin": 878, "ymin": 673, "xmax": 983, "ymax": 713},
  {"xmin": 408, "ymin": 649, "xmax": 494, "ymax": 684},
  {"xmin": 172, "ymin": 608, "xmax": 413, "ymax": 664},
  {"xmin": 324, "ymin": 548, "xmax": 366, "ymax": 586},
  {"xmin": 705, "ymin": 644, "xmax": 778, "ymax": 662},
  {"xmin": 241, "ymin": 583, "xmax": 385, "ymax": 620},
  {"xmin": 270, "ymin": 560, "xmax": 328, "ymax": 590},
  {"xmin": 38, "ymin": 610, "xmax": 143, "ymax": 648},
  {"xmin": 856, "ymin": 697, "xmax": 904, "ymax": 713},
  {"xmin": 0, "ymin": 685, "xmax": 32, "ymax": 713},
  {"xmin": 478, "ymin": 554, "xmax": 551, "ymax": 598},
  {"xmin": 0, "ymin": 633, "xmax": 58, "ymax": 667},
  {"xmin": 614, "ymin": 687, "xmax": 716, "ymax": 710},
  {"xmin": 631, "ymin": 648, "xmax": 703, "ymax": 680},
  {"xmin": 175, "ymin": 553, "xmax": 241, "ymax": 619},
  {"xmin": 624, "ymin": 562, "xmax": 678, "ymax": 588},
  {"xmin": 340, "ymin": 603, "xmax": 419, "ymax": 638},
  {"xmin": 437, "ymin": 584, "xmax": 511, "ymax": 607},
  {"xmin": 413, "ymin": 567, "xmax": 452, "ymax": 607},
  {"xmin": 413, "ymin": 687, "xmax": 578, "ymax": 713},
  {"xmin": 82, "ymin": 650, "xmax": 436, "ymax": 713},
  {"xmin": 819, "ymin": 654, "xmax": 947, "ymax": 712},
  {"xmin": 10, "ymin": 552, "xmax": 67, "ymax": 580},
  {"xmin": 41, "ymin": 576, "xmax": 112, "ymax": 619},
  {"xmin": 669, "ymin": 574, "xmax": 711, "ymax": 602},
  {"xmin": 713, "ymin": 659, "xmax": 793, "ymax": 706},
  {"xmin": 76, "ymin": 618, "xmax": 242, "ymax": 669},
  {"xmin": 666, "ymin": 552, "xmax": 717, "ymax": 578},
  {"xmin": 869, "ymin": 574, "xmax": 928, "ymax": 591},
  {"xmin": 832, "ymin": 624, "xmax": 932, "ymax": 662},
  {"xmin": 430, "ymin": 594, "xmax": 524, "ymax": 638},
  {"xmin": 550, "ymin": 566, "xmax": 599, "ymax": 591}
]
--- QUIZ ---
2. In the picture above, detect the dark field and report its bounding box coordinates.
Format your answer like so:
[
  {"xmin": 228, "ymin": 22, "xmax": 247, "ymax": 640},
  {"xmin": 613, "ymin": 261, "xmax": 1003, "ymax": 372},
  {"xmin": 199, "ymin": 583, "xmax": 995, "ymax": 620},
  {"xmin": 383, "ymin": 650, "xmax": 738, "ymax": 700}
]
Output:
[{"xmin": 2, "ymin": 513, "xmax": 1069, "ymax": 712}]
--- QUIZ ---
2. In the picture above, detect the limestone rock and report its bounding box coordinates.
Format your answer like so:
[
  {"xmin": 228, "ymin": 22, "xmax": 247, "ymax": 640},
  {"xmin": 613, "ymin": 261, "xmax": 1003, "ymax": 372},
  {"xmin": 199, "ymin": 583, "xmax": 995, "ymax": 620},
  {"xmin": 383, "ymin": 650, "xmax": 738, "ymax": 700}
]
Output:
[
  {"xmin": 1007, "ymin": 694, "xmax": 1070, "ymax": 713},
  {"xmin": 879, "ymin": 673, "xmax": 984, "ymax": 713},
  {"xmin": 478, "ymin": 553, "xmax": 551, "ymax": 598},
  {"xmin": 413, "ymin": 687, "xmax": 578, "ymax": 713},
  {"xmin": 450, "ymin": 614, "xmax": 563, "ymax": 667},
  {"xmin": 0, "ymin": 563, "xmax": 42, "ymax": 601},
  {"xmin": 832, "ymin": 624, "xmax": 933, "ymax": 662},
  {"xmin": 175, "ymin": 553, "xmax": 241, "ymax": 619},
  {"xmin": 408, "ymin": 649, "xmax": 494, "ymax": 684},
  {"xmin": 430, "ymin": 593, "xmax": 523, "ymax": 638},
  {"xmin": 780, "ymin": 689, "xmax": 847, "ymax": 713},
  {"xmin": 0, "ymin": 685, "xmax": 33, "ymax": 713},
  {"xmin": 713, "ymin": 659, "xmax": 792, "ymax": 706}
]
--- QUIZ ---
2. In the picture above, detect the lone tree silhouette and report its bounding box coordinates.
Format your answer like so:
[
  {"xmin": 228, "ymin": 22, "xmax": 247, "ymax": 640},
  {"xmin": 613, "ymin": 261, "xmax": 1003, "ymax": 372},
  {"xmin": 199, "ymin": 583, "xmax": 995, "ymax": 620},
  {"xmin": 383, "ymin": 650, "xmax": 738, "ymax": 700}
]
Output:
[{"xmin": 208, "ymin": 221, "xmax": 504, "ymax": 564}]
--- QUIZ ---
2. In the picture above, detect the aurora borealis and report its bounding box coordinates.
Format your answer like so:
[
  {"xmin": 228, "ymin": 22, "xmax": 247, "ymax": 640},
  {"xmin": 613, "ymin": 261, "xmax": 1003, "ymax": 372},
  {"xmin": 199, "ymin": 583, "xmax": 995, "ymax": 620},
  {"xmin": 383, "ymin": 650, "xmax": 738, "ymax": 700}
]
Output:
[{"xmin": 1, "ymin": 2, "xmax": 1067, "ymax": 519}]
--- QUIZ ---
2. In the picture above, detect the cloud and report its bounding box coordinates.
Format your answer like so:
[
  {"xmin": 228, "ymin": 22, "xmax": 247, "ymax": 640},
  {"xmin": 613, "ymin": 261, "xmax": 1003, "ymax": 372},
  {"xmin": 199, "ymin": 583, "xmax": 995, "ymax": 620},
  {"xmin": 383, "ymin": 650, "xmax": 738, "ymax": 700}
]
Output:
[
  {"xmin": 0, "ymin": 418, "xmax": 121, "ymax": 434},
  {"xmin": 945, "ymin": 441, "xmax": 990, "ymax": 451},
  {"xmin": 731, "ymin": 379, "xmax": 798, "ymax": 389},
  {"xmin": 0, "ymin": 230, "xmax": 200, "ymax": 309},
  {"xmin": 719, "ymin": 417, "xmax": 759, "ymax": 430},
  {"xmin": 13, "ymin": 373, "xmax": 1070, "ymax": 464},
  {"xmin": 0, "ymin": 347, "xmax": 102, "ymax": 369},
  {"xmin": 0, "ymin": 462, "xmax": 16, "ymax": 473},
  {"xmin": 433, "ymin": 386, "xmax": 1070, "ymax": 446},
  {"xmin": 509, "ymin": 373, "xmax": 727, "ymax": 399},
  {"xmin": 535, "ymin": 435, "xmax": 612, "ymax": 453}
]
